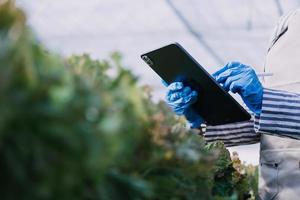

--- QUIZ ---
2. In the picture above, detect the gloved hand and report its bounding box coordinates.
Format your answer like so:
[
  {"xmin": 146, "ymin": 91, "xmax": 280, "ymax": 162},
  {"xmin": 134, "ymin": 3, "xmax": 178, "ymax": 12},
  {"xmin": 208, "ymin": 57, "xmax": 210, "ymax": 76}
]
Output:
[
  {"xmin": 212, "ymin": 61, "xmax": 263, "ymax": 115},
  {"xmin": 165, "ymin": 82, "xmax": 204, "ymax": 128}
]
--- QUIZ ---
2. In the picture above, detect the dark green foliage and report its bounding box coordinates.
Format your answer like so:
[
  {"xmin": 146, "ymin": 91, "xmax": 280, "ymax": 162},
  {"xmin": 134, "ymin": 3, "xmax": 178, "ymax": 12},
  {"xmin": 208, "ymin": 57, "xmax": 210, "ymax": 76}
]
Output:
[{"xmin": 0, "ymin": 1, "xmax": 258, "ymax": 199}]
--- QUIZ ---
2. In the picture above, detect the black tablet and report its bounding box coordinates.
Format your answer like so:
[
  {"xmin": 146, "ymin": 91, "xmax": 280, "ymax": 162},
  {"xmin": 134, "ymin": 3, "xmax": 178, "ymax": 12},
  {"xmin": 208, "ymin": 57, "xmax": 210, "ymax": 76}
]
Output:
[{"xmin": 141, "ymin": 43, "xmax": 251, "ymax": 125}]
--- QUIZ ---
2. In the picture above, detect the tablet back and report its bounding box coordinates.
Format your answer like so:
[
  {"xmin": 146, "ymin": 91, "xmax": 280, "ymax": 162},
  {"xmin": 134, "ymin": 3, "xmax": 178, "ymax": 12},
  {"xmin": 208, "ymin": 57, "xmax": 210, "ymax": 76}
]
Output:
[{"xmin": 141, "ymin": 43, "xmax": 251, "ymax": 125}]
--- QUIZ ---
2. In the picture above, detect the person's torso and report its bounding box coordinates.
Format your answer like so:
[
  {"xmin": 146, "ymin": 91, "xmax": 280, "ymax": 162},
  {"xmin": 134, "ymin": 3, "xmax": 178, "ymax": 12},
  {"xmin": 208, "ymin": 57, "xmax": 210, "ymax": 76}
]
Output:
[
  {"xmin": 259, "ymin": 134, "xmax": 300, "ymax": 200},
  {"xmin": 259, "ymin": 9, "xmax": 300, "ymax": 200},
  {"xmin": 264, "ymin": 9, "xmax": 300, "ymax": 92}
]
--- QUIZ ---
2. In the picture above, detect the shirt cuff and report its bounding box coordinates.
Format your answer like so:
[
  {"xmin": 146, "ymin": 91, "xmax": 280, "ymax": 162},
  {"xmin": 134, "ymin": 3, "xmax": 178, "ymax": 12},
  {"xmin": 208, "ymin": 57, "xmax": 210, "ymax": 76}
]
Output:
[{"xmin": 256, "ymin": 88, "xmax": 300, "ymax": 138}]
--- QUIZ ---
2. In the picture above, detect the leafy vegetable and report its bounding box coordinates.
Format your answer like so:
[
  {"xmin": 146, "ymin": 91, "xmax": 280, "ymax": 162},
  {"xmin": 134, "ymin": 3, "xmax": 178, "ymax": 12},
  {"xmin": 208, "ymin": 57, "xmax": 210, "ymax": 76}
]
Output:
[{"xmin": 0, "ymin": 1, "xmax": 258, "ymax": 199}]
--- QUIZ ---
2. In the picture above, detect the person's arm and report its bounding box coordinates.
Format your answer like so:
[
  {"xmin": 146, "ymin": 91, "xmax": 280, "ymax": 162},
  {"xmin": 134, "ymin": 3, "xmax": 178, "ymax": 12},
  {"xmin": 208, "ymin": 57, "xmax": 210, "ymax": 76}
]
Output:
[
  {"xmin": 164, "ymin": 62, "xmax": 264, "ymax": 147},
  {"xmin": 198, "ymin": 61, "xmax": 263, "ymax": 146},
  {"xmin": 257, "ymin": 88, "xmax": 300, "ymax": 139},
  {"xmin": 202, "ymin": 112, "xmax": 260, "ymax": 147},
  {"xmin": 164, "ymin": 82, "xmax": 261, "ymax": 147}
]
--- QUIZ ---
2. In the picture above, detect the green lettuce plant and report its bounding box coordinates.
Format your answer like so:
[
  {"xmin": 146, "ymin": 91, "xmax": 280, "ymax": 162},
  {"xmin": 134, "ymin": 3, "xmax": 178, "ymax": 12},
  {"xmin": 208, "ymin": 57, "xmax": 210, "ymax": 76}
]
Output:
[{"xmin": 0, "ymin": 1, "xmax": 258, "ymax": 199}]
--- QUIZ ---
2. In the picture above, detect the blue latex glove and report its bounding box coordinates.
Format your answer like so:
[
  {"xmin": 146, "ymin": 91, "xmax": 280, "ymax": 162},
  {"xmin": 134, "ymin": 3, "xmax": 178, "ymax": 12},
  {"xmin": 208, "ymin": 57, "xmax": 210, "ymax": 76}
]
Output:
[
  {"xmin": 165, "ymin": 82, "xmax": 204, "ymax": 128},
  {"xmin": 212, "ymin": 61, "xmax": 263, "ymax": 115}
]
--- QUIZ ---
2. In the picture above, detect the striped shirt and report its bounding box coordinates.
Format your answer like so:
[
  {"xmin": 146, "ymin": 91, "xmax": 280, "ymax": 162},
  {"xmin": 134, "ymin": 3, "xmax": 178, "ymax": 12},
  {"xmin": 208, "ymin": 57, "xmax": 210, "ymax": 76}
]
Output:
[{"xmin": 203, "ymin": 88, "xmax": 300, "ymax": 147}]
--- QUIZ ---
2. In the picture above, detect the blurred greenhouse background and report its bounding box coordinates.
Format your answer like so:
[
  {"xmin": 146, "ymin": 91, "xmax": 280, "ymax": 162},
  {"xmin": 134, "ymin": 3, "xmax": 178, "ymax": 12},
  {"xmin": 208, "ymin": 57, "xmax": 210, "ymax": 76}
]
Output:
[{"xmin": 16, "ymin": 0, "xmax": 300, "ymax": 164}]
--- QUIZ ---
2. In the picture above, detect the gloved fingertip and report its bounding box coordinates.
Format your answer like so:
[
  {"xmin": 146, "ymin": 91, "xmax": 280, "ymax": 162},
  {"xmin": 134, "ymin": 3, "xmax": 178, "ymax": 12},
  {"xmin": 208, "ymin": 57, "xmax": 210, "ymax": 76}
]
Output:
[
  {"xmin": 168, "ymin": 82, "xmax": 184, "ymax": 91},
  {"xmin": 188, "ymin": 91, "xmax": 198, "ymax": 104},
  {"xmin": 220, "ymin": 83, "xmax": 229, "ymax": 92},
  {"xmin": 212, "ymin": 64, "xmax": 228, "ymax": 78},
  {"xmin": 228, "ymin": 61, "xmax": 241, "ymax": 68},
  {"xmin": 229, "ymin": 82, "xmax": 241, "ymax": 93},
  {"xmin": 223, "ymin": 83, "xmax": 230, "ymax": 91},
  {"xmin": 212, "ymin": 71, "xmax": 218, "ymax": 78},
  {"xmin": 183, "ymin": 86, "xmax": 191, "ymax": 94},
  {"xmin": 231, "ymin": 89, "xmax": 237, "ymax": 94},
  {"xmin": 230, "ymin": 86, "xmax": 238, "ymax": 93},
  {"xmin": 215, "ymin": 75, "xmax": 225, "ymax": 83},
  {"xmin": 191, "ymin": 90, "xmax": 198, "ymax": 97},
  {"xmin": 169, "ymin": 92, "xmax": 181, "ymax": 102},
  {"xmin": 187, "ymin": 114, "xmax": 204, "ymax": 129}
]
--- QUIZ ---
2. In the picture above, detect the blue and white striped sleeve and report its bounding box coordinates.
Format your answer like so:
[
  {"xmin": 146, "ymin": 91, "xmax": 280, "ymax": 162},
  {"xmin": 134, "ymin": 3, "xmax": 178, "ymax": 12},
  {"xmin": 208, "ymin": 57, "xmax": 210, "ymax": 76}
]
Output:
[
  {"xmin": 256, "ymin": 88, "xmax": 300, "ymax": 139},
  {"xmin": 200, "ymin": 88, "xmax": 300, "ymax": 146},
  {"xmin": 203, "ymin": 114, "xmax": 261, "ymax": 147}
]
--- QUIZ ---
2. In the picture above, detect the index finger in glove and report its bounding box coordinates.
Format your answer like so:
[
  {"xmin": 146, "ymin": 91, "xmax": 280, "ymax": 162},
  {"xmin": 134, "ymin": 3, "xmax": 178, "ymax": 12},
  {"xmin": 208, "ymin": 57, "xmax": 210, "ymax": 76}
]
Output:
[
  {"xmin": 215, "ymin": 66, "xmax": 248, "ymax": 84},
  {"xmin": 212, "ymin": 61, "xmax": 241, "ymax": 78}
]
